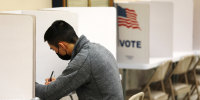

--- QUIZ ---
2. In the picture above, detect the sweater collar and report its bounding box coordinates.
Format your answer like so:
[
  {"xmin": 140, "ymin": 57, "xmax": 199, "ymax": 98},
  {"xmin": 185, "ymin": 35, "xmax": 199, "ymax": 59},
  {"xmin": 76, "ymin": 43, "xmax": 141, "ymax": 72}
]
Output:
[{"xmin": 71, "ymin": 35, "xmax": 89, "ymax": 60}]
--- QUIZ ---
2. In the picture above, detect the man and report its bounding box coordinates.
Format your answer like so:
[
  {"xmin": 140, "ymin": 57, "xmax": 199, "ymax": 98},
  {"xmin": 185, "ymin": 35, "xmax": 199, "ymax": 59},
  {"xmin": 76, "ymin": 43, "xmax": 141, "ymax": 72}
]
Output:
[{"xmin": 35, "ymin": 20, "xmax": 124, "ymax": 100}]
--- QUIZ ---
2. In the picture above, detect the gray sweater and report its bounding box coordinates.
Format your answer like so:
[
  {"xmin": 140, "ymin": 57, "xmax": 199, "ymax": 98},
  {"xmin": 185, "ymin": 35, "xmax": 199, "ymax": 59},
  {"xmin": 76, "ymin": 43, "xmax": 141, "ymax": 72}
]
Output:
[{"xmin": 36, "ymin": 35, "xmax": 124, "ymax": 100}]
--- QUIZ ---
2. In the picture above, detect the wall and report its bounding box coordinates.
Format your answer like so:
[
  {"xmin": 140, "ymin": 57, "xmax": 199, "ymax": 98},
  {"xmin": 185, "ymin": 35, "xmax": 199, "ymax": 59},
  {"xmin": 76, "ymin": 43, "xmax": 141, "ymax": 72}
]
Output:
[
  {"xmin": 0, "ymin": 0, "xmax": 52, "ymax": 11},
  {"xmin": 114, "ymin": 0, "xmax": 151, "ymax": 2}
]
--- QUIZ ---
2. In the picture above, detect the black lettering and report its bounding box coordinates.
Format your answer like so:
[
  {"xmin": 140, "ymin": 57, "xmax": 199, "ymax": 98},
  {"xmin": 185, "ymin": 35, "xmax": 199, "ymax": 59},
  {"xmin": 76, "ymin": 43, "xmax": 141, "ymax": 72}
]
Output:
[
  {"xmin": 125, "ymin": 40, "xmax": 130, "ymax": 47},
  {"xmin": 119, "ymin": 40, "xmax": 125, "ymax": 47},
  {"xmin": 137, "ymin": 41, "xmax": 141, "ymax": 48},
  {"xmin": 131, "ymin": 41, "xmax": 135, "ymax": 47}
]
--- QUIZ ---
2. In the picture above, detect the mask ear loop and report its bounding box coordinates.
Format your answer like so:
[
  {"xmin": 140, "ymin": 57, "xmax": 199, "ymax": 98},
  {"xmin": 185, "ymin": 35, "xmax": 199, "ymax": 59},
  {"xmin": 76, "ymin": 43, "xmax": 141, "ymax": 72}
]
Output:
[{"xmin": 59, "ymin": 43, "xmax": 68, "ymax": 55}]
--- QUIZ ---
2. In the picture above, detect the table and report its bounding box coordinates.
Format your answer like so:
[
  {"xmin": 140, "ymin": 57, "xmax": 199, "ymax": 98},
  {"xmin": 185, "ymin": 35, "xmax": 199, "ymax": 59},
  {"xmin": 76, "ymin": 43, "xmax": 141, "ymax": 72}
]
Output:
[
  {"xmin": 118, "ymin": 57, "xmax": 171, "ymax": 100},
  {"xmin": 119, "ymin": 51, "xmax": 200, "ymax": 100}
]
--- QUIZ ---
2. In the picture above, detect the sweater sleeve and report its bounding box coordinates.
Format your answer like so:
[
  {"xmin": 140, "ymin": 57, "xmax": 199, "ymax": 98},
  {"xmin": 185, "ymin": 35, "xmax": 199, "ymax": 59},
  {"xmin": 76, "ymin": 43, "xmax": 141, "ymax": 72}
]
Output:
[{"xmin": 35, "ymin": 57, "xmax": 90, "ymax": 100}]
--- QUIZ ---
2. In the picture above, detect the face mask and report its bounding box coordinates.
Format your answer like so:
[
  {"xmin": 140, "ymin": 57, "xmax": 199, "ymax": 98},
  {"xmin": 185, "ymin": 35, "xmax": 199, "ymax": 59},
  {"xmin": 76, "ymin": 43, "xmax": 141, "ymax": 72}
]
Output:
[
  {"xmin": 56, "ymin": 46, "xmax": 71, "ymax": 60},
  {"xmin": 56, "ymin": 53, "xmax": 71, "ymax": 60}
]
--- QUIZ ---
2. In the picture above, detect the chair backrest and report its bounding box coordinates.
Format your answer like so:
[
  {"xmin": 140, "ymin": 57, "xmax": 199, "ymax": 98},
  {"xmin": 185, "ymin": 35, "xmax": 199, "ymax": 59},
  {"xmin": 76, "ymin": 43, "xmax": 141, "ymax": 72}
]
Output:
[
  {"xmin": 173, "ymin": 55, "xmax": 193, "ymax": 75},
  {"xmin": 129, "ymin": 92, "xmax": 144, "ymax": 100},
  {"xmin": 189, "ymin": 55, "xmax": 199, "ymax": 70},
  {"xmin": 151, "ymin": 60, "xmax": 172, "ymax": 83}
]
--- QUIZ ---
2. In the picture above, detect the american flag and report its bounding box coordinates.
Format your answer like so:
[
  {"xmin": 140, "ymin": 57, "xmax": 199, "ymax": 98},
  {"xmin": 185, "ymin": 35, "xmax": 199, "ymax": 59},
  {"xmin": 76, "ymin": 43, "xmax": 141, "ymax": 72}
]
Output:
[{"xmin": 117, "ymin": 5, "xmax": 141, "ymax": 30}]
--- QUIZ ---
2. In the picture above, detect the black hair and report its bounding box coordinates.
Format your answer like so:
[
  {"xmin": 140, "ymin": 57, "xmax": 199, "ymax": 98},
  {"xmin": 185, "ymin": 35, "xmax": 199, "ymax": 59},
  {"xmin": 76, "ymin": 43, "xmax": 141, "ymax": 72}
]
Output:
[{"xmin": 44, "ymin": 20, "xmax": 78, "ymax": 47}]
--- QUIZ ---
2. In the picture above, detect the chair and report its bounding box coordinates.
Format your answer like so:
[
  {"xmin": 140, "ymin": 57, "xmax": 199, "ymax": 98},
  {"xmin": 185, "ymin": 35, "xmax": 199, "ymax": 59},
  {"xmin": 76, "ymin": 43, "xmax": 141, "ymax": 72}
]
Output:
[
  {"xmin": 187, "ymin": 55, "xmax": 200, "ymax": 99},
  {"xmin": 129, "ymin": 92, "xmax": 144, "ymax": 100},
  {"xmin": 143, "ymin": 60, "xmax": 172, "ymax": 100},
  {"xmin": 167, "ymin": 55, "xmax": 193, "ymax": 100}
]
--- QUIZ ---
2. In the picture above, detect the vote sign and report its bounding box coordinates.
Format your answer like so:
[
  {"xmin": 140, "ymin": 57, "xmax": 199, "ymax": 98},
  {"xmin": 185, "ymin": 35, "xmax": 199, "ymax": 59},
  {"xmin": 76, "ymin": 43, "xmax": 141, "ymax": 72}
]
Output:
[{"xmin": 117, "ymin": 3, "xmax": 149, "ymax": 64}]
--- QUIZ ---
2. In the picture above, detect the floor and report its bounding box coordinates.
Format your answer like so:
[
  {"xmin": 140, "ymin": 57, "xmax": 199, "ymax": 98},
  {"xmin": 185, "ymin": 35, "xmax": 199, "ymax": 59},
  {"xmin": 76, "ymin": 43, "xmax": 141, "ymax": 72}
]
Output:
[
  {"xmin": 59, "ymin": 90, "xmax": 199, "ymax": 100},
  {"xmin": 127, "ymin": 91, "xmax": 199, "ymax": 100}
]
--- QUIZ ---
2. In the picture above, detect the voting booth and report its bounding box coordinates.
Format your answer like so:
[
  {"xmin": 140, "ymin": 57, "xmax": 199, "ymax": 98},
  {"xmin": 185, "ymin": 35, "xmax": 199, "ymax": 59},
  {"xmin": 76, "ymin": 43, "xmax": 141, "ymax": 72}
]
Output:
[
  {"xmin": 22, "ymin": 10, "xmax": 79, "ymax": 84},
  {"xmin": 26, "ymin": 8, "xmax": 117, "ymax": 84},
  {"xmin": 0, "ymin": 7, "xmax": 117, "ymax": 85},
  {"xmin": 0, "ymin": 14, "xmax": 35, "ymax": 99},
  {"xmin": 116, "ymin": 1, "xmax": 173, "ymax": 69},
  {"xmin": 115, "ymin": 1, "xmax": 195, "ymax": 97},
  {"xmin": 147, "ymin": 0, "xmax": 194, "ymax": 58},
  {"xmin": 41, "ymin": 7, "xmax": 117, "ymax": 58},
  {"xmin": 193, "ymin": 0, "xmax": 200, "ymax": 53},
  {"xmin": 170, "ymin": 0, "xmax": 194, "ymax": 57}
]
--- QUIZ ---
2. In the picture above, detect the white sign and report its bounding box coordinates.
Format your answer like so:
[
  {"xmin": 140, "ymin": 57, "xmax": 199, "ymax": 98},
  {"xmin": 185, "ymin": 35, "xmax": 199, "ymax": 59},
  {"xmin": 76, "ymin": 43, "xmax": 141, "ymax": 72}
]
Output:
[
  {"xmin": 117, "ymin": 2, "xmax": 173, "ymax": 68},
  {"xmin": 117, "ymin": 3, "xmax": 150, "ymax": 64}
]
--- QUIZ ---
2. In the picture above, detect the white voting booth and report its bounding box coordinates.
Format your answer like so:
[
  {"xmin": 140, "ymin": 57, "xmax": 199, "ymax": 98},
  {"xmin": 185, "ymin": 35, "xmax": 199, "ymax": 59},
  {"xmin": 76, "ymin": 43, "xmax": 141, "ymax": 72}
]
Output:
[
  {"xmin": 116, "ymin": 1, "xmax": 173, "ymax": 69},
  {"xmin": 0, "ymin": 2, "xmax": 197, "ymax": 99},
  {"xmin": 115, "ymin": 1, "xmax": 195, "ymax": 98},
  {"xmin": 22, "ymin": 10, "xmax": 79, "ymax": 84},
  {"xmin": 41, "ymin": 7, "xmax": 117, "ymax": 58},
  {"xmin": 193, "ymin": 0, "xmax": 200, "ymax": 53},
  {"xmin": 0, "ymin": 14, "xmax": 35, "ymax": 99},
  {"xmin": 149, "ymin": 0, "xmax": 194, "ymax": 59},
  {"xmin": 0, "ymin": 7, "xmax": 117, "ymax": 99},
  {"xmin": 25, "ymin": 8, "xmax": 117, "ymax": 84},
  {"xmin": 171, "ymin": 0, "xmax": 193, "ymax": 55}
]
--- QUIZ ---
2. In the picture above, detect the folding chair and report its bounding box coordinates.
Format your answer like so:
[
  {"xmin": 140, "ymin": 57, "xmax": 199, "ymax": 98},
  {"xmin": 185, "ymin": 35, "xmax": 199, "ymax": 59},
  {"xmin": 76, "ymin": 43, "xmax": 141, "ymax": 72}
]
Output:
[
  {"xmin": 143, "ymin": 60, "xmax": 172, "ymax": 100},
  {"xmin": 187, "ymin": 55, "xmax": 200, "ymax": 99},
  {"xmin": 167, "ymin": 55, "xmax": 193, "ymax": 100},
  {"xmin": 129, "ymin": 92, "xmax": 144, "ymax": 100}
]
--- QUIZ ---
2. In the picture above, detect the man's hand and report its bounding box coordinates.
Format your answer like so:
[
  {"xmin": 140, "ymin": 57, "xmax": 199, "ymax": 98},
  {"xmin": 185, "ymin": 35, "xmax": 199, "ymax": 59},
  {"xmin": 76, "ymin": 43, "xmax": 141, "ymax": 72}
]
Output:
[{"xmin": 45, "ymin": 77, "xmax": 56, "ymax": 85}]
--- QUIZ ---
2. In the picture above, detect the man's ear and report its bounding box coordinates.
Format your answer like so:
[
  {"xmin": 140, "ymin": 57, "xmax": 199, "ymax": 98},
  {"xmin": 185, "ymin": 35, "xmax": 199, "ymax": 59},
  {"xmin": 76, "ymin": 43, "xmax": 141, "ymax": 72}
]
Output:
[{"xmin": 58, "ymin": 42, "xmax": 66, "ymax": 49}]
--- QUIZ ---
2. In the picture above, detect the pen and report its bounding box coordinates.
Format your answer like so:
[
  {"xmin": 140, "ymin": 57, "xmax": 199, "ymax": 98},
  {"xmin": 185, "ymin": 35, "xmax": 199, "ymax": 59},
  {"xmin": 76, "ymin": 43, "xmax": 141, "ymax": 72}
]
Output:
[{"xmin": 49, "ymin": 71, "xmax": 54, "ymax": 81}]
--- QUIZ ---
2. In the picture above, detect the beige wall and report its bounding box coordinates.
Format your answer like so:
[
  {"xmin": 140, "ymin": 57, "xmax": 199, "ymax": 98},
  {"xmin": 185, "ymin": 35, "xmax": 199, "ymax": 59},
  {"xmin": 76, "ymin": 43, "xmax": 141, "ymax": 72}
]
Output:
[
  {"xmin": 0, "ymin": 0, "xmax": 52, "ymax": 11},
  {"xmin": 114, "ymin": 0, "xmax": 151, "ymax": 2}
]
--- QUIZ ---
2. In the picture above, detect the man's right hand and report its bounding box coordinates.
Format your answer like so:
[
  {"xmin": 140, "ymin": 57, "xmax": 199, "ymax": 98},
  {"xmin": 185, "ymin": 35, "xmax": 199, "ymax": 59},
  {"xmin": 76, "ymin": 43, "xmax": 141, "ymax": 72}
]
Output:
[{"xmin": 45, "ymin": 77, "xmax": 56, "ymax": 85}]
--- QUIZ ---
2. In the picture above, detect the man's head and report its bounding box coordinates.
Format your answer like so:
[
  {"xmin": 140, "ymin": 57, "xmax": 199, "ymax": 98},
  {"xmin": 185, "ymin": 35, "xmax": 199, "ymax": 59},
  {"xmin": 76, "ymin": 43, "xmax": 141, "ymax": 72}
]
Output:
[{"xmin": 44, "ymin": 20, "xmax": 78, "ymax": 60}]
